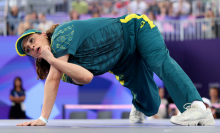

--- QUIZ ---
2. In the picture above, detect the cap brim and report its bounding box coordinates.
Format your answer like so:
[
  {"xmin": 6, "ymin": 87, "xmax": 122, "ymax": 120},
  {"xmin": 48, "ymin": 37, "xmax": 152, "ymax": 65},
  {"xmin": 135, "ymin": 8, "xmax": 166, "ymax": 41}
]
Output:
[{"xmin": 15, "ymin": 32, "xmax": 35, "ymax": 56}]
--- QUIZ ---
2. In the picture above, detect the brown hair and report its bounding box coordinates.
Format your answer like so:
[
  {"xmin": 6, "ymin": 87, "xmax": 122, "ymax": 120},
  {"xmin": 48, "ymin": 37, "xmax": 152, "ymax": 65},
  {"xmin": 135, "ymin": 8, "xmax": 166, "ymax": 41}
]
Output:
[{"xmin": 36, "ymin": 24, "xmax": 59, "ymax": 80}]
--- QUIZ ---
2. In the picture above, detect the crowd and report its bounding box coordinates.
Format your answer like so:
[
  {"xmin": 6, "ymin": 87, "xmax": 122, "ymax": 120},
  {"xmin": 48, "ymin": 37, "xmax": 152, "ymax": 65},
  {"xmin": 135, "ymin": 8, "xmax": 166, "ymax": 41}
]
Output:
[
  {"xmin": 7, "ymin": 6, "xmax": 54, "ymax": 35},
  {"xmin": 5, "ymin": 0, "xmax": 220, "ymax": 36}
]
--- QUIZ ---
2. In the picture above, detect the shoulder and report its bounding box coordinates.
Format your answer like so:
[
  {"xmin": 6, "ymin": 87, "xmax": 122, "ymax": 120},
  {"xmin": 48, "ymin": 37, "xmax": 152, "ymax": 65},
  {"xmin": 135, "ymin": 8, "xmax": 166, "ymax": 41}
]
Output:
[
  {"xmin": 51, "ymin": 22, "xmax": 75, "ymax": 57},
  {"xmin": 51, "ymin": 22, "xmax": 75, "ymax": 49},
  {"xmin": 53, "ymin": 21, "xmax": 75, "ymax": 36}
]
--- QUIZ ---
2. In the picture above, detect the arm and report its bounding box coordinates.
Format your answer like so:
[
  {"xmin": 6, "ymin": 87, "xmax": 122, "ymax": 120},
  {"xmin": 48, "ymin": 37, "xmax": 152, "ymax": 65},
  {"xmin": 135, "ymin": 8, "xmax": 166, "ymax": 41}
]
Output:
[
  {"xmin": 19, "ymin": 95, "xmax": 25, "ymax": 102},
  {"xmin": 49, "ymin": 54, "xmax": 93, "ymax": 85},
  {"xmin": 10, "ymin": 95, "xmax": 20, "ymax": 103},
  {"xmin": 17, "ymin": 55, "xmax": 67, "ymax": 126},
  {"xmin": 10, "ymin": 95, "xmax": 25, "ymax": 103},
  {"xmin": 40, "ymin": 55, "xmax": 68, "ymax": 120},
  {"xmin": 39, "ymin": 46, "xmax": 93, "ymax": 85},
  {"xmin": 41, "ymin": 54, "xmax": 93, "ymax": 120}
]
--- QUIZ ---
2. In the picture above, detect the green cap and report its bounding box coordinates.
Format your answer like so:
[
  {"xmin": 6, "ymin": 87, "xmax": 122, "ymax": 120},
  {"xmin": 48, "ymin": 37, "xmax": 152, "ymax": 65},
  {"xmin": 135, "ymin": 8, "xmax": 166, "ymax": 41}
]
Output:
[{"xmin": 15, "ymin": 29, "xmax": 42, "ymax": 56}]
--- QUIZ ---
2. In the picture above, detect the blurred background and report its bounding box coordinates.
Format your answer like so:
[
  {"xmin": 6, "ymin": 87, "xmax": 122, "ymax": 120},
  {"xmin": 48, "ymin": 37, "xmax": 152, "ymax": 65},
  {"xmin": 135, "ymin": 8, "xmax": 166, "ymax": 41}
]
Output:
[{"xmin": 0, "ymin": 0, "xmax": 220, "ymax": 120}]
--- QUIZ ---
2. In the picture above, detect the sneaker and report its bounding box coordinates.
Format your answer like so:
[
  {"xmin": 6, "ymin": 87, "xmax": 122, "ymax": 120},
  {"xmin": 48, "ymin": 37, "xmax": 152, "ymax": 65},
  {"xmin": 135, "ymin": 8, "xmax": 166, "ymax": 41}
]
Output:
[
  {"xmin": 129, "ymin": 104, "xmax": 145, "ymax": 123},
  {"xmin": 170, "ymin": 103, "xmax": 215, "ymax": 126}
]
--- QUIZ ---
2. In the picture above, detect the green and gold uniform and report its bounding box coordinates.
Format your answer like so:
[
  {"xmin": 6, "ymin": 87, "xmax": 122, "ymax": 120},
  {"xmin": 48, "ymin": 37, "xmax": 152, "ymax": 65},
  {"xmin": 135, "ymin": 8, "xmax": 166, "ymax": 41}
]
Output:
[{"xmin": 51, "ymin": 14, "xmax": 203, "ymax": 116}]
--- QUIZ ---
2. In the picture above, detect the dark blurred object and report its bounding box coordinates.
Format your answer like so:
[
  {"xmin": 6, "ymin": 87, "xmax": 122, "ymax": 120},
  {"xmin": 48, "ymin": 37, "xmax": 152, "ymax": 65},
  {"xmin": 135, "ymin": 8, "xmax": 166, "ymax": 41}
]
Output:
[
  {"xmin": 69, "ymin": 112, "xmax": 87, "ymax": 119},
  {"xmin": 148, "ymin": 0, "xmax": 160, "ymax": 15},
  {"xmin": 88, "ymin": 1, "xmax": 101, "ymax": 15},
  {"xmin": 121, "ymin": 112, "xmax": 130, "ymax": 119},
  {"xmin": 9, "ymin": 77, "xmax": 26, "ymax": 119},
  {"xmin": 97, "ymin": 111, "xmax": 112, "ymax": 119},
  {"xmin": 216, "ymin": 109, "xmax": 220, "ymax": 118}
]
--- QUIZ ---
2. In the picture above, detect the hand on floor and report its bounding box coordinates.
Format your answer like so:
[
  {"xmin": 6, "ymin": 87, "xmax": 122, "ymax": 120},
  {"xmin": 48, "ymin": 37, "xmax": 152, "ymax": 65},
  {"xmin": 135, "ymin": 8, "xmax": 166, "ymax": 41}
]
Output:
[{"xmin": 16, "ymin": 119, "xmax": 46, "ymax": 126}]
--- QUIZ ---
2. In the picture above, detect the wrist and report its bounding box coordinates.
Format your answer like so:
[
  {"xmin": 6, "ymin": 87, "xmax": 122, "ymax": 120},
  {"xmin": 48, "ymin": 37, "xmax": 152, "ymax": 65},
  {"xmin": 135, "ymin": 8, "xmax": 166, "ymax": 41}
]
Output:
[
  {"xmin": 48, "ymin": 56, "xmax": 55, "ymax": 64},
  {"xmin": 39, "ymin": 116, "xmax": 48, "ymax": 123}
]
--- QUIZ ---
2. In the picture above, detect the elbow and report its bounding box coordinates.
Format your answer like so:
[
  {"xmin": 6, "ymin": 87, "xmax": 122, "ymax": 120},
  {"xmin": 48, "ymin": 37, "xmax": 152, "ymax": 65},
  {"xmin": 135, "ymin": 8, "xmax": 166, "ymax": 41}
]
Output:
[{"xmin": 81, "ymin": 73, "xmax": 93, "ymax": 84}]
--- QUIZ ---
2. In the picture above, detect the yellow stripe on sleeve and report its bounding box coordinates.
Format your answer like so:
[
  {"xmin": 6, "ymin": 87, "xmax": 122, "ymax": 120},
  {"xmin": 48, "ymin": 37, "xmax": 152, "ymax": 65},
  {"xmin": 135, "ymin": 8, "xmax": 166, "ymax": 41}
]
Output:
[{"xmin": 119, "ymin": 14, "xmax": 156, "ymax": 29}]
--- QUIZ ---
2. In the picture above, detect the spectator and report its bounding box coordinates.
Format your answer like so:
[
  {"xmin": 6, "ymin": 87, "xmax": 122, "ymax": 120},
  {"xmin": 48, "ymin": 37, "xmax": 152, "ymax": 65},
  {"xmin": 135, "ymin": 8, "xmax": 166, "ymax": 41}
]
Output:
[
  {"xmin": 168, "ymin": 3, "xmax": 174, "ymax": 18},
  {"xmin": 148, "ymin": 11, "xmax": 156, "ymax": 21},
  {"xmin": 7, "ymin": 5, "xmax": 22, "ymax": 35},
  {"xmin": 128, "ymin": 0, "xmax": 148, "ymax": 14},
  {"xmin": 30, "ymin": 11, "xmax": 39, "ymax": 29},
  {"xmin": 194, "ymin": 0, "xmax": 205, "ymax": 18},
  {"xmin": 92, "ymin": 11, "xmax": 101, "ymax": 18},
  {"xmin": 148, "ymin": 87, "xmax": 168, "ymax": 119},
  {"xmin": 102, "ymin": 1, "xmax": 113, "ymax": 14},
  {"xmin": 17, "ymin": 14, "xmax": 33, "ymax": 35},
  {"xmin": 172, "ymin": 0, "xmax": 190, "ymax": 16},
  {"xmin": 157, "ymin": 6, "xmax": 168, "ymax": 21},
  {"xmin": 69, "ymin": 10, "xmax": 80, "ymax": 20},
  {"xmin": 152, "ymin": 87, "xmax": 168, "ymax": 119},
  {"xmin": 209, "ymin": 87, "xmax": 220, "ymax": 104},
  {"xmin": 9, "ymin": 77, "xmax": 26, "ymax": 119},
  {"xmin": 88, "ymin": 1, "xmax": 101, "ymax": 15},
  {"xmin": 147, "ymin": 0, "xmax": 160, "ymax": 15},
  {"xmin": 112, "ymin": 0, "xmax": 129, "ymax": 15},
  {"xmin": 72, "ymin": 0, "xmax": 88, "ymax": 14},
  {"xmin": 38, "ymin": 13, "xmax": 54, "ymax": 33},
  {"xmin": 201, "ymin": 97, "xmax": 218, "ymax": 119},
  {"xmin": 202, "ymin": 10, "xmax": 217, "ymax": 38},
  {"xmin": 208, "ymin": 87, "xmax": 220, "ymax": 119}
]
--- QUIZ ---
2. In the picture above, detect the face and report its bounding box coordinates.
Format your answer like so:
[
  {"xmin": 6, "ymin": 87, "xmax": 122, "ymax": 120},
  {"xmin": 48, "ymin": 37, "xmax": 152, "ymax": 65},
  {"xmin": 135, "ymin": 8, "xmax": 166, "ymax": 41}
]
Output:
[
  {"xmin": 71, "ymin": 11, "xmax": 79, "ymax": 20},
  {"xmin": 148, "ymin": 12, "xmax": 155, "ymax": 20},
  {"xmin": 92, "ymin": 13, "xmax": 100, "ymax": 18},
  {"xmin": 22, "ymin": 33, "xmax": 50, "ymax": 58},
  {"xmin": 161, "ymin": 7, "xmax": 166, "ymax": 14},
  {"xmin": 15, "ymin": 79, "xmax": 21, "ymax": 87},
  {"xmin": 38, "ymin": 14, "xmax": 46, "ymax": 21},
  {"xmin": 209, "ymin": 88, "xmax": 218, "ymax": 98}
]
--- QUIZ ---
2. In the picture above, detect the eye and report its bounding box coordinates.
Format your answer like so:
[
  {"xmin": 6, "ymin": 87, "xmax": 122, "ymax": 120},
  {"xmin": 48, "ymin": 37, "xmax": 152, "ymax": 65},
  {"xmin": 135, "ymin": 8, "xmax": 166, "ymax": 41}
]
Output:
[{"xmin": 29, "ymin": 38, "xmax": 34, "ymax": 43}]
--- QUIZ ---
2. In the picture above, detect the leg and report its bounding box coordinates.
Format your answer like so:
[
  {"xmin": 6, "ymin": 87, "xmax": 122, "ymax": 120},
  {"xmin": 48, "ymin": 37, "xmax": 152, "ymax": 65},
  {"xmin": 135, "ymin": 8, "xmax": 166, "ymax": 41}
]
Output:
[
  {"xmin": 111, "ymin": 52, "xmax": 161, "ymax": 122},
  {"xmin": 126, "ymin": 54, "xmax": 161, "ymax": 123},
  {"xmin": 131, "ymin": 55, "xmax": 161, "ymax": 116},
  {"xmin": 137, "ymin": 24, "xmax": 202, "ymax": 113}
]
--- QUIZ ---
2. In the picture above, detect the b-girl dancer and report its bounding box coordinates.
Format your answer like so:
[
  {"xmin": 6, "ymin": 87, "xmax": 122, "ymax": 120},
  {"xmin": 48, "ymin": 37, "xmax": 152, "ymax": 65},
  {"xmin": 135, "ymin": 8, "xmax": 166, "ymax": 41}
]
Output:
[{"xmin": 15, "ymin": 14, "xmax": 215, "ymax": 126}]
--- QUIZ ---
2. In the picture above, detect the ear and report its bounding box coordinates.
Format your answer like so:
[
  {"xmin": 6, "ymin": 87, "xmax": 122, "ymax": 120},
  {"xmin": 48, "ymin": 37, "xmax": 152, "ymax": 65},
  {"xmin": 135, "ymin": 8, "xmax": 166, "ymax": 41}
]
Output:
[{"xmin": 42, "ymin": 32, "xmax": 47, "ymax": 36}]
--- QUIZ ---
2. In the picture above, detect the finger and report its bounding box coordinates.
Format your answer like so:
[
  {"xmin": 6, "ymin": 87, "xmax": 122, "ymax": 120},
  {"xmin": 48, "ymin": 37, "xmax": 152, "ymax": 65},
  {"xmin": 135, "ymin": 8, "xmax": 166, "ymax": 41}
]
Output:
[
  {"xmin": 18, "ymin": 122, "xmax": 26, "ymax": 126},
  {"xmin": 16, "ymin": 122, "xmax": 23, "ymax": 126},
  {"xmin": 23, "ymin": 122, "xmax": 30, "ymax": 126},
  {"xmin": 31, "ymin": 122, "xmax": 36, "ymax": 126}
]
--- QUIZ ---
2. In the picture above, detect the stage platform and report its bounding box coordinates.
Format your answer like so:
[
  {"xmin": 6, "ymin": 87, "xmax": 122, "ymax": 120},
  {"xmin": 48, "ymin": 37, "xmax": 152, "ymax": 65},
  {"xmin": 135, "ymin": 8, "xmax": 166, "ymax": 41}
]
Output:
[{"xmin": 0, "ymin": 119, "xmax": 219, "ymax": 133}]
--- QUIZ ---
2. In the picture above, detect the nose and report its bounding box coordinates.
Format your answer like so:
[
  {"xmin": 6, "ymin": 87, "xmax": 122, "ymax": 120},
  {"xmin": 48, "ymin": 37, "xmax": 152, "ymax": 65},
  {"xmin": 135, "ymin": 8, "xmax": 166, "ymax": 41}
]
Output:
[{"xmin": 31, "ymin": 45, "xmax": 35, "ymax": 50}]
